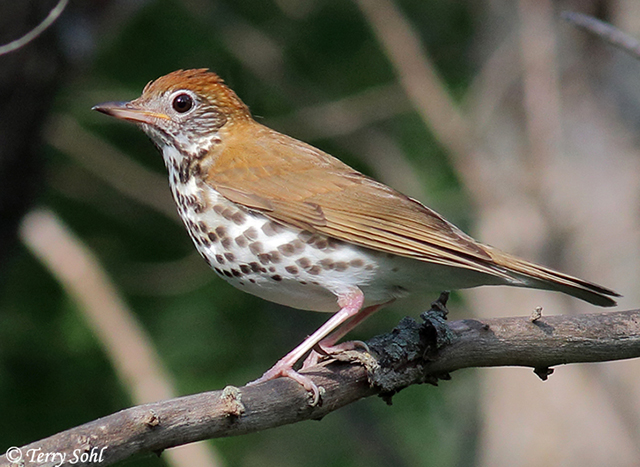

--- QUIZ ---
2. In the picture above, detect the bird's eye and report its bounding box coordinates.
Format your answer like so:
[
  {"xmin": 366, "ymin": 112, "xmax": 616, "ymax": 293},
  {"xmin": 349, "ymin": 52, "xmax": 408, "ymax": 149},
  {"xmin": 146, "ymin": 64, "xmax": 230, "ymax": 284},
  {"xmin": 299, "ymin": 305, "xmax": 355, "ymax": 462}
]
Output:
[{"xmin": 172, "ymin": 93, "xmax": 193, "ymax": 113}]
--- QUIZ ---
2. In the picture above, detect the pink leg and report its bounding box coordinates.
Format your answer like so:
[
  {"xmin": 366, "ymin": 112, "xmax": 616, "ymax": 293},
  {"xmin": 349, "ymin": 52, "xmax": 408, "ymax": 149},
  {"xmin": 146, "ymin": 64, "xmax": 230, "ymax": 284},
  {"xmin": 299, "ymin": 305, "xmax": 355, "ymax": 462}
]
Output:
[
  {"xmin": 248, "ymin": 288, "xmax": 365, "ymax": 405},
  {"xmin": 317, "ymin": 301, "xmax": 389, "ymax": 347},
  {"xmin": 301, "ymin": 301, "xmax": 392, "ymax": 369}
]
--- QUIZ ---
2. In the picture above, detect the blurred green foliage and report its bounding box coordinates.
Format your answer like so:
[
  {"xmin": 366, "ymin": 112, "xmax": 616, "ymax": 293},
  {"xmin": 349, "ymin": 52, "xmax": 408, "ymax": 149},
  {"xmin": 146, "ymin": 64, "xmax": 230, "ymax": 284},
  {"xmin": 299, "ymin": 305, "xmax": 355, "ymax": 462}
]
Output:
[{"xmin": 1, "ymin": 0, "xmax": 479, "ymax": 465}]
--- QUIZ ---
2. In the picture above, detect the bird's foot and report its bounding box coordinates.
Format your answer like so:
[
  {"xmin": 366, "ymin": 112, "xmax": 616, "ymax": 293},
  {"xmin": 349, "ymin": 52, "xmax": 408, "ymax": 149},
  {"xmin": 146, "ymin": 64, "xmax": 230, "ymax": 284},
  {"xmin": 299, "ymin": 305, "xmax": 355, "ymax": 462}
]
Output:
[
  {"xmin": 247, "ymin": 340, "xmax": 371, "ymax": 406},
  {"xmin": 247, "ymin": 288, "xmax": 367, "ymax": 407},
  {"xmin": 302, "ymin": 340, "xmax": 370, "ymax": 369},
  {"xmin": 248, "ymin": 361, "xmax": 322, "ymax": 406}
]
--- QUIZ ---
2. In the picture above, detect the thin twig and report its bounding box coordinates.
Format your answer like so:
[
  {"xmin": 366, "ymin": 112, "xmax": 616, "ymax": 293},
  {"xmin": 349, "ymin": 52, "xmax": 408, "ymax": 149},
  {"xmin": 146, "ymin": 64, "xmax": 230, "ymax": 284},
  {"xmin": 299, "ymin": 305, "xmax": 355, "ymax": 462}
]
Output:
[
  {"xmin": 518, "ymin": 0, "xmax": 562, "ymax": 194},
  {"xmin": 0, "ymin": 0, "xmax": 69, "ymax": 56},
  {"xmin": 562, "ymin": 11, "xmax": 640, "ymax": 59}
]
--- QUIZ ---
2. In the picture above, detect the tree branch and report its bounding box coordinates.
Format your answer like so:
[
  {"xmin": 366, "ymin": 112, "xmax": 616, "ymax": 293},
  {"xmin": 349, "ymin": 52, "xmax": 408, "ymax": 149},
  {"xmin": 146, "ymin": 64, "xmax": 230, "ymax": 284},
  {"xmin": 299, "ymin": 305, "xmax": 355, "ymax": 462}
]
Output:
[
  {"xmin": 3, "ymin": 302, "xmax": 640, "ymax": 467},
  {"xmin": 562, "ymin": 11, "xmax": 640, "ymax": 59}
]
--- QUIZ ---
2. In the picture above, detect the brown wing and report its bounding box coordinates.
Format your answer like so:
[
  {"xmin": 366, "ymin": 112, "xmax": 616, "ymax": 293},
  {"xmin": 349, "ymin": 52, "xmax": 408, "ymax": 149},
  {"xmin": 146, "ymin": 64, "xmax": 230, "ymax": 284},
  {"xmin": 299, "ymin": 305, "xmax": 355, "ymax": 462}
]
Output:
[{"xmin": 206, "ymin": 122, "xmax": 512, "ymax": 279}]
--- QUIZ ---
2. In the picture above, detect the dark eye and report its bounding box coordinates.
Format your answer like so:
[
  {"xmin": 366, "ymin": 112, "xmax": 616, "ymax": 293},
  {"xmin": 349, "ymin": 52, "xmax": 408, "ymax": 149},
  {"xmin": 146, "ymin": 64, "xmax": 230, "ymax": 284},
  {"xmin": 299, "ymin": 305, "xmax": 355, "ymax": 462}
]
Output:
[{"xmin": 172, "ymin": 93, "xmax": 193, "ymax": 113}]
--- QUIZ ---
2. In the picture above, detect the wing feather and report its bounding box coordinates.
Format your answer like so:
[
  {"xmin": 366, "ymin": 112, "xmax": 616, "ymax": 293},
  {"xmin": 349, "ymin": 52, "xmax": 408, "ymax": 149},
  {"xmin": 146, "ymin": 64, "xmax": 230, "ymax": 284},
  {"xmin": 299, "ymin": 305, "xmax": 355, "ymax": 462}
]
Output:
[{"xmin": 207, "ymin": 123, "xmax": 498, "ymax": 275}]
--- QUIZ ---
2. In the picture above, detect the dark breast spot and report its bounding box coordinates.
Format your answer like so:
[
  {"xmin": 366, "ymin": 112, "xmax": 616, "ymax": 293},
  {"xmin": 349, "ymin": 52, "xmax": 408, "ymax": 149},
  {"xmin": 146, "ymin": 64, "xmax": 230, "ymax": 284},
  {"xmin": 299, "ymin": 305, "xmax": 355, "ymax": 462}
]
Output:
[
  {"xmin": 335, "ymin": 262, "xmax": 349, "ymax": 272},
  {"xmin": 278, "ymin": 243, "xmax": 295, "ymax": 256},
  {"xmin": 319, "ymin": 259, "xmax": 334, "ymax": 270},
  {"xmin": 327, "ymin": 238, "xmax": 342, "ymax": 250},
  {"xmin": 243, "ymin": 227, "xmax": 259, "ymax": 241},
  {"xmin": 179, "ymin": 160, "xmax": 190, "ymax": 184},
  {"xmin": 261, "ymin": 221, "xmax": 284, "ymax": 236},
  {"xmin": 249, "ymin": 242, "xmax": 263, "ymax": 255},
  {"xmin": 313, "ymin": 239, "xmax": 328, "ymax": 250},
  {"xmin": 268, "ymin": 251, "xmax": 282, "ymax": 263},
  {"xmin": 193, "ymin": 202, "xmax": 205, "ymax": 214},
  {"xmin": 231, "ymin": 211, "xmax": 247, "ymax": 225},
  {"xmin": 235, "ymin": 235, "xmax": 248, "ymax": 247},
  {"xmin": 290, "ymin": 239, "xmax": 305, "ymax": 253},
  {"xmin": 298, "ymin": 231, "xmax": 314, "ymax": 243},
  {"xmin": 278, "ymin": 239, "xmax": 306, "ymax": 257},
  {"xmin": 221, "ymin": 208, "xmax": 235, "ymax": 221}
]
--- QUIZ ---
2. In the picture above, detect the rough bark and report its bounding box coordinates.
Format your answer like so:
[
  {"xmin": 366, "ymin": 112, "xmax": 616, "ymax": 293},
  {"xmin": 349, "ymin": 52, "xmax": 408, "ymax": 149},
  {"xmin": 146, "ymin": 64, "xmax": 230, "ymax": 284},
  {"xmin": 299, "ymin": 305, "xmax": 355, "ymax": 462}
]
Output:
[{"xmin": 2, "ymin": 299, "xmax": 639, "ymax": 467}]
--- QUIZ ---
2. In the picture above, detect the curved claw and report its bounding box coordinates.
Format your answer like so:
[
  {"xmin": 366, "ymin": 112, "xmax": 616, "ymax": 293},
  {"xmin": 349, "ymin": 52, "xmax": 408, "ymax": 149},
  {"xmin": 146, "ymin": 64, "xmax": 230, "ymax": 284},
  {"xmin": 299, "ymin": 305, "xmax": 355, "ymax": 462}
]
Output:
[
  {"xmin": 281, "ymin": 369, "xmax": 321, "ymax": 406},
  {"xmin": 248, "ymin": 366, "xmax": 321, "ymax": 406}
]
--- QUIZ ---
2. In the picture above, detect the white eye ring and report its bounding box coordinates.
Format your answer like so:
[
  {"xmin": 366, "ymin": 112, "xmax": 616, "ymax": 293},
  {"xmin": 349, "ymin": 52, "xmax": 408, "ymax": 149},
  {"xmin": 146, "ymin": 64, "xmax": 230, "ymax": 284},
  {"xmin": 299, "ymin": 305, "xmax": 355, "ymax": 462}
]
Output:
[{"xmin": 170, "ymin": 90, "xmax": 196, "ymax": 114}]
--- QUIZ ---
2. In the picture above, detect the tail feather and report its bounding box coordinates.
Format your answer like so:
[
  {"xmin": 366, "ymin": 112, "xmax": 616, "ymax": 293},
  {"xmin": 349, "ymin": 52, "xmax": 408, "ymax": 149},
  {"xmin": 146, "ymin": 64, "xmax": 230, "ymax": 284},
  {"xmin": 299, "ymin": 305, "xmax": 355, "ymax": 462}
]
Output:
[{"xmin": 488, "ymin": 248, "xmax": 620, "ymax": 307}]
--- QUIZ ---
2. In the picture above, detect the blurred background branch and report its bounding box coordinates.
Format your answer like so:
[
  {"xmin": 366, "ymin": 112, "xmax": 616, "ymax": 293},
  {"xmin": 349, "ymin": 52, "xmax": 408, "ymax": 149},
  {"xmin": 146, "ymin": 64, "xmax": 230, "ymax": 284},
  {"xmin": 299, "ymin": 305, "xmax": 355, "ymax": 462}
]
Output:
[
  {"xmin": 19, "ymin": 210, "xmax": 222, "ymax": 467},
  {"xmin": 0, "ymin": 0, "xmax": 68, "ymax": 56}
]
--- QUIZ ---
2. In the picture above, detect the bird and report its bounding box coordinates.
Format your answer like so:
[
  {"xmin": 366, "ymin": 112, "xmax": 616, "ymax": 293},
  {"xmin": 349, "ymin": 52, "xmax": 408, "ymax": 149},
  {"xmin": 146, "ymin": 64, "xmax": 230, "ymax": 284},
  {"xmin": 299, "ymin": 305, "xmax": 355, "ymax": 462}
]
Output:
[{"xmin": 93, "ymin": 68, "xmax": 619, "ymax": 403}]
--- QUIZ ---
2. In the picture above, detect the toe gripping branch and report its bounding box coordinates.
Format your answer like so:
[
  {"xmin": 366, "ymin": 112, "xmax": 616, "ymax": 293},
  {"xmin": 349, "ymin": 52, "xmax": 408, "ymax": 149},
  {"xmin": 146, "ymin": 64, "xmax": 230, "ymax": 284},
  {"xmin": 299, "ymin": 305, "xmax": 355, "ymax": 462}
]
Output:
[{"xmin": 366, "ymin": 291, "xmax": 454, "ymax": 403}]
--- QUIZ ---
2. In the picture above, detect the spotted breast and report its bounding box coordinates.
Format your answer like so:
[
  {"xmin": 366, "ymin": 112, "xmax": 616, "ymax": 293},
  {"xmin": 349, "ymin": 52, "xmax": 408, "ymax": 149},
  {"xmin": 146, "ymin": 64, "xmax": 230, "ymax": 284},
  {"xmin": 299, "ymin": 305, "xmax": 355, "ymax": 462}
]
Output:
[{"xmin": 163, "ymin": 143, "xmax": 413, "ymax": 313}]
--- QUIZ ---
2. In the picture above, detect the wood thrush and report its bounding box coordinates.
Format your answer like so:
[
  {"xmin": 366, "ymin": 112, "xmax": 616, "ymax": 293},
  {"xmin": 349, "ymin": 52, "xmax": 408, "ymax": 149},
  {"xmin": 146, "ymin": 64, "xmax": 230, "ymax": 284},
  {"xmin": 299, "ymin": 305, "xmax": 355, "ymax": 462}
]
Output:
[{"xmin": 94, "ymin": 69, "xmax": 619, "ymax": 403}]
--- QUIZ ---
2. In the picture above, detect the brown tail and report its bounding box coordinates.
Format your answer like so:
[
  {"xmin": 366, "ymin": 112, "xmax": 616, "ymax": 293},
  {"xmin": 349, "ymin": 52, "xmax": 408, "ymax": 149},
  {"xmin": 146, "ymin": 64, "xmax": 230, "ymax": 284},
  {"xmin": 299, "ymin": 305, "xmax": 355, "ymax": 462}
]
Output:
[{"xmin": 488, "ymin": 248, "xmax": 620, "ymax": 307}]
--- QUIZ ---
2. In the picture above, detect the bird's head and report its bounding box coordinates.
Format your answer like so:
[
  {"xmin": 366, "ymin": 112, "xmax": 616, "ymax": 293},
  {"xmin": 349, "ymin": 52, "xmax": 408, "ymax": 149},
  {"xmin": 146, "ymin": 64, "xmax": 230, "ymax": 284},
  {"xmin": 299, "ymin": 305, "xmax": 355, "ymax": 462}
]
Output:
[{"xmin": 93, "ymin": 69, "xmax": 251, "ymax": 158}]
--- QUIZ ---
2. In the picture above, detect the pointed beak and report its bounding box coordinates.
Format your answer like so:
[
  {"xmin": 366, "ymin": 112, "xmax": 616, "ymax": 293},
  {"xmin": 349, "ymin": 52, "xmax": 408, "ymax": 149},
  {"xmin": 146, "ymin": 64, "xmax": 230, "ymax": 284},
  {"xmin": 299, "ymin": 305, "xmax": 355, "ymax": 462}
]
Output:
[{"xmin": 92, "ymin": 101, "xmax": 170, "ymax": 125}]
